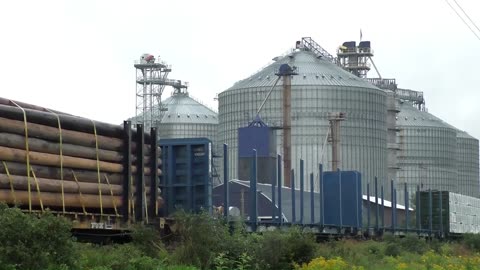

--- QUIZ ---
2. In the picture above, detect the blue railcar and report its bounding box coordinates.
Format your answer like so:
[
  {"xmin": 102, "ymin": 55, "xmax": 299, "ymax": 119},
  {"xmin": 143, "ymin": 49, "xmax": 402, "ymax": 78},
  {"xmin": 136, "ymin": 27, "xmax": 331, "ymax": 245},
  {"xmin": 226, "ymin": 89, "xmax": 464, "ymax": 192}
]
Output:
[{"xmin": 323, "ymin": 171, "xmax": 362, "ymax": 228}]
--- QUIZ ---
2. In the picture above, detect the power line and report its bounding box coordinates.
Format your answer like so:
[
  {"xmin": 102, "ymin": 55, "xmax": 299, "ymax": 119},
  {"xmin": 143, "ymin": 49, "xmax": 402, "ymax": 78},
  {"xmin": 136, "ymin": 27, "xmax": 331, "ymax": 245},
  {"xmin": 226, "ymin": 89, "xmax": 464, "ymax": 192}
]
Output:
[
  {"xmin": 444, "ymin": 0, "xmax": 480, "ymax": 41},
  {"xmin": 452, "ymin": 0, "xmax": 480, "ymax": 34}
]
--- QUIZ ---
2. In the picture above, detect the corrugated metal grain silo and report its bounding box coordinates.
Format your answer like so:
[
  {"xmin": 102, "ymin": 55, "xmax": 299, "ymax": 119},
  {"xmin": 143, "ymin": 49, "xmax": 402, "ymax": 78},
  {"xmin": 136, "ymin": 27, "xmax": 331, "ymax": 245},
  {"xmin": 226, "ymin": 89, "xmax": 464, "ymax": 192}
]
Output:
[
  {"xmin": 158, "ymin": 89, "xmax": 218, "ymax": 141},
  {"xmin": 396, "ymin": 101, "xmax": 457, "ymax": 204},
  {"xmin": 456, "ymin": 130, "xmax": 480, "ymax": 198},
  {"xmin": 218, "ymin": 49, "xmax": 387, "ymax": 192}
]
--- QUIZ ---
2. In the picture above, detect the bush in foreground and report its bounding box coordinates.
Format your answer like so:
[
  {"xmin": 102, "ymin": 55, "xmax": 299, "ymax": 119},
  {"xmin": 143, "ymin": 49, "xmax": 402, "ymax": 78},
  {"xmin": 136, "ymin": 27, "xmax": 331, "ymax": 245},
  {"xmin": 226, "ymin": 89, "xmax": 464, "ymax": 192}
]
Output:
[{"xmin": 0, "ymin": 204, "xmax": 76, "ymax": 270}]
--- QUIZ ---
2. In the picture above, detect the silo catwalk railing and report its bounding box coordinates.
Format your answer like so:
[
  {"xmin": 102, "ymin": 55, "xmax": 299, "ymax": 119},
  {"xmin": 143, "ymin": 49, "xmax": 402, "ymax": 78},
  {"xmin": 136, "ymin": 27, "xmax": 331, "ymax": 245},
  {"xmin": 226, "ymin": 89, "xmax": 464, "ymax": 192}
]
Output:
[{"xmin": 220, "ymin": 144, "xmax": 454, "ymax": 238}]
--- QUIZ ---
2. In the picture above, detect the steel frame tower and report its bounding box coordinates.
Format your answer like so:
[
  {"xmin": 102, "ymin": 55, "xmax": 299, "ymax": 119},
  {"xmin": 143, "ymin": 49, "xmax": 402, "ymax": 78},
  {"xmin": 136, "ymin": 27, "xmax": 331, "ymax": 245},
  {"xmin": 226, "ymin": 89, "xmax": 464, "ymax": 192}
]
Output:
[
  {"xmin": 337, "ymin": 41, "xmax": 373, "ymax": 78},
  {"xmin": 134, "ymin": 54, "xmax": 171, "ymax": 131},
  {"xmin": 134, "ymin": 54, "xmax": 188, "ymax": 131}
]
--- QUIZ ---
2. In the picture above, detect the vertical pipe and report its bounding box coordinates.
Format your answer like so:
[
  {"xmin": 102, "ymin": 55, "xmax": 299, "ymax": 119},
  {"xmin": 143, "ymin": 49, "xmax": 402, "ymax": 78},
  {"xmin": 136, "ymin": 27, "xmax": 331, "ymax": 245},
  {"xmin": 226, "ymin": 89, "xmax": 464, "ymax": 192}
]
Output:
[
  {"xmin": 291, "ymin": 169, "xmax": 296, "ymax": 224},
  {"xmin": 283, "ymin": 75, "xmax": 292, "ymax": 188},
  {"xmin": 393, "ymin": 189, "xmax": 397, "ymax": 232},
  {"xmin": 223, "ymin": 144, "xmax": 229, "ymax": 220},
  {"xmin": 404, "ymin": 183, "xmax": 409, "ymax": 232},
  {"xmin": 135, "ymin": 124, "xmax": 145, "ymax": 222},
  {"xmin": 250, "ymin": 149, "xmax": 258, "ymax": 231},
  {"xmin": 122, "ymin": 121, "xmax": 132, "ymax": 222},
  {"xmin": 166, "ymin": 145, "xmax": 174, "ymax": 216},
  {"xmin": 439, "ymin": 191, "xmax": 443, "ymax": 237},
  {"xmin": 310, "ymin": 173, "xmax": 314, "ymax": 224},
  {"xmin": 381, "ymin": 183, "xmax": 385, "ymax": 230},
  {"xmin": 416, "ymin": 185, "xmax": 420, "ymax": 231},
  {"xmin": 429, "ymin": 189, "xmax": 433, "ymax": 236},
  {"xmin": 277, "ymin": 154, "xmax": 283, "ymax": 225},
  {"xmin": 319, "ymin": 164, "xmax": 324, "ymax": 227},
  {"xmin": 339, "ymin": 169, "xmax": 343, "ymax": 229},
  {"xmin": 390, "ymin": 180, "xmax": 394, "ymax": 233},
  {"xmin": 150, "ymin": 127, "xmax": 158, "ymax": 218},
  {"xmin": 355, "ymin": 172, "xmax": 360, "ymax": 230},
  {"xmin": 300, "ymin": 159, "xmax": 304, "ymax": 225},
  {"xmin": 271, "ymin": 165, "xmax": 276, "ymax": 223},
  {"xmin": 375, "ymin": 177, "xmax": 379, "ymax": 233},
  {"xmin": 186, "ymin": 144, "xmax": 193, "ymax": 211},
  {"xmin": 367, "ymin": 181, "xmax": 370, "ymax": 230}
]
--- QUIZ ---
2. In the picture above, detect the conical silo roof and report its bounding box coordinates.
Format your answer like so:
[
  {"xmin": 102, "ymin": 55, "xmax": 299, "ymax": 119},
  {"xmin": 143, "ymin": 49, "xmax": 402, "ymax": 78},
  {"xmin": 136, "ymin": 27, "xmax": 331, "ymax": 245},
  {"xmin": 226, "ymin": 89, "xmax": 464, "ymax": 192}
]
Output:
[
  {"xmin": 161, "ymin": 90, "xmax": 218, "ymax": 125},
  {"xmin": 227, "ymin": 49, "xmax": 379, "ymax": 91},
  {"xmin": 396, "ymin": 101, "xmax": 454, "ymax": 129}
]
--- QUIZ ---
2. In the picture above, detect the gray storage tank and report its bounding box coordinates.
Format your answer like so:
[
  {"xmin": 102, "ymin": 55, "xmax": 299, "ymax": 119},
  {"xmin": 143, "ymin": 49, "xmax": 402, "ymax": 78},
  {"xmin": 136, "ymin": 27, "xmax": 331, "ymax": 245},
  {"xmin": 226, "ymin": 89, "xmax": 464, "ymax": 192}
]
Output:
[
  {"xmin": 158, "ymin": 89, "xmax": 218, "ymax": 141},
  {"xmin": 218, "ymin": 49, "xmax": 387, "ymax": 192},
  {"xmin": 456, "ymin": 130, "xmax": 480, "ymax": 198},
  {"xmin": 396, "ymin": 101, "xmax": 457, "ymax": 204}
]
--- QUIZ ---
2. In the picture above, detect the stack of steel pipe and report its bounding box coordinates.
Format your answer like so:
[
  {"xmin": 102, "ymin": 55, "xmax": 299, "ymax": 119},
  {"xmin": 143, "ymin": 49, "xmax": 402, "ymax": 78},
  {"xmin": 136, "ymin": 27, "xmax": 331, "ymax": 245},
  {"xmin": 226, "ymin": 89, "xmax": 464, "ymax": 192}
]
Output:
[{"xmin": 0, "ymin": 97, "xmax": 161, "ymax": 222}]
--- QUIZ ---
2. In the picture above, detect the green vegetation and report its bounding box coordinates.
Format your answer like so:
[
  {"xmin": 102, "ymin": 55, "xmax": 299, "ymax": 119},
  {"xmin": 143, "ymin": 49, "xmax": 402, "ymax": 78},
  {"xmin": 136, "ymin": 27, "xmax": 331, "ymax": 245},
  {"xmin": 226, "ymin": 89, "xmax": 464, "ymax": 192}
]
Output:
[{"xmin": 3, "ymin": 205, "xmax": 480, "ymax": 270}]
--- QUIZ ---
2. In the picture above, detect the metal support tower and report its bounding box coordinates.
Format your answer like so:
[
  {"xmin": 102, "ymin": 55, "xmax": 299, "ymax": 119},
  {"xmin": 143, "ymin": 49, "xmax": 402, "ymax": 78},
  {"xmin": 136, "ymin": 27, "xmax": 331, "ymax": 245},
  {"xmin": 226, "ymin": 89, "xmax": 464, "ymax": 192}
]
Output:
[
  {"xmin": 275, "ymin": 64, "xmax": 297, "ymax": 187},
  {"xmin": 328, "ymin": 112, "xmax": 346, "ymax": 171},
  {"xmin": 134, "ymin": 54, "xmax": 188, "ymax": 131},
  {"xmin": 337, "ymin": 41, "xmax": 373, "ymax": 78}
]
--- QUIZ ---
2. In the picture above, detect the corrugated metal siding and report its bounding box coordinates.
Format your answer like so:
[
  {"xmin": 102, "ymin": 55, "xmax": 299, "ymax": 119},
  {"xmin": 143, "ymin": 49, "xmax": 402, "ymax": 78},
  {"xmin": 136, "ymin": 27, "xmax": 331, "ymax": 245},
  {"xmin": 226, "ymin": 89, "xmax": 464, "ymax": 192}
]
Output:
[
  {"xmin": 396, "ymin": 102, "xmax": 457, "ymax": 205},
  {"xmin": 456, "ymin": 131, "xmax": 480, "ymax": 198}
]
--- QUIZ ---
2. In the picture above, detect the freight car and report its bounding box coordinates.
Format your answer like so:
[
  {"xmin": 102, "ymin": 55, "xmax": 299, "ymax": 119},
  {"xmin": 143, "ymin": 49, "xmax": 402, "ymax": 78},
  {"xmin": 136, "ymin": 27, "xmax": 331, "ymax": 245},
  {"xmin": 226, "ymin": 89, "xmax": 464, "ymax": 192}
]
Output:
[
  {"xmin": 419, "ymin": 191, "xmax": 480, "ymax": 235},
  {"xmin": 0, "ymin": 98, "xmax": 162, "ymax": 235}
]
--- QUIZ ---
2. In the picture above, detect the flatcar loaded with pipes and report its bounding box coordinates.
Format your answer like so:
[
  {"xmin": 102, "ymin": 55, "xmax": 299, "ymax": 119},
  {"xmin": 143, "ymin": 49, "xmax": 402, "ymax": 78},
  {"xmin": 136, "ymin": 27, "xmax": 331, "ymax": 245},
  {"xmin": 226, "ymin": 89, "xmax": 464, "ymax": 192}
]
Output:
[{"xmin": 0, "ymin": 97, "xmax": 162, "ymax": 233}]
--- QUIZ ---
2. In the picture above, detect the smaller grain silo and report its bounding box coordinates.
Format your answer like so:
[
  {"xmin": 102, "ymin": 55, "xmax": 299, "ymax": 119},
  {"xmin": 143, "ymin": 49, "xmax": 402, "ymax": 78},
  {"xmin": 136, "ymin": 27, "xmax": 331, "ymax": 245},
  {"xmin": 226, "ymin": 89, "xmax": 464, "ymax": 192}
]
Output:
[
  {"xmin": 158, "ymin": 89, "xmax": 218, "ymax": 142},
  {"xmin": 396, "ymin": 100, "xmax": 457, "ymax": 204},
  {"xmin": 456, "ymin": 130, "xmax": 480, "ymax": 198},
  {"xmin": 237, "ymin": 116, "xmax": 277, "ymax": 184}
]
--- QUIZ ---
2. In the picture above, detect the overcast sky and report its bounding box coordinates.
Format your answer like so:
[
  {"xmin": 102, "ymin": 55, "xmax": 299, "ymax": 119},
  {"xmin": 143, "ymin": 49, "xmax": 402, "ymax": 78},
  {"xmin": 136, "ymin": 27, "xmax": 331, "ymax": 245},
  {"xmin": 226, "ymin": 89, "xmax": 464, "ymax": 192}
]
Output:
[{"xmin": 1, "ymin": 0, "xmax": 479, "ymax": 139}]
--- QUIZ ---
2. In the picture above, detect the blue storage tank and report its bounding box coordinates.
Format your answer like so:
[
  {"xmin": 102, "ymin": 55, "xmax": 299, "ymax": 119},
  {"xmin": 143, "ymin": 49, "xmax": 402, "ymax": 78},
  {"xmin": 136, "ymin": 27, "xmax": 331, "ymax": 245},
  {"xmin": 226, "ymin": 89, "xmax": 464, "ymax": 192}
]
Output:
[
  {"xmin": 323, "ymin": 171, "xmax": 362, "ymax": 228},
  {"xmin": 160, "ymin": 138, "xmax": 212, "ymax": 216},
  {"xmin": 238, "ymin": 116, "xmax": 276, "ymax": 183}
]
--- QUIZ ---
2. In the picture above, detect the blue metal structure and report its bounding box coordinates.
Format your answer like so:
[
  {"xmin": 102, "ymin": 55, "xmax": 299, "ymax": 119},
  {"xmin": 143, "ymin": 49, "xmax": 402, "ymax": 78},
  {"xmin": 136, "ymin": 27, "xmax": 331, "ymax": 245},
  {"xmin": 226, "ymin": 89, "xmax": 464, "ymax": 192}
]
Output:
[
  {"xmin": 159, "ymin": 138, "xmax": 212, "ymax": 216},
  {"xmin": 323, "ymin": 171, "xmax": 362, "ymax": 228},
  {"xmin": 238, "ymin": 116, "xmax": 276, "ymax": 184}
]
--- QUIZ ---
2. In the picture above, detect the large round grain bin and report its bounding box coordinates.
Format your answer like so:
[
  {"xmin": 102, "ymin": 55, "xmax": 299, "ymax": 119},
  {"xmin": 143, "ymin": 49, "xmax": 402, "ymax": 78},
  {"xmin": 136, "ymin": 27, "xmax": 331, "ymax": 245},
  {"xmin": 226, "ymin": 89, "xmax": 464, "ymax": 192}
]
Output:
[{"xmin": 218, "ymin": 49, "xmax": 387, "ymax": 192}]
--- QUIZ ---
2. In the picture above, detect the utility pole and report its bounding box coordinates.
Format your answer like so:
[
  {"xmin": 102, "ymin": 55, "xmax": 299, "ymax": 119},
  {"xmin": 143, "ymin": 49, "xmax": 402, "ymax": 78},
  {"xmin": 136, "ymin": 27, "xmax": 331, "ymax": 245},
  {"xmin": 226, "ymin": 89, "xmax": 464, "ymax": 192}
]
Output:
[
  {"xmin": 275, "ymin": 63, "xmax": 297, "ymax": 187},
  {"xmin": 328, "ymin": 112, "xmax": 346, "ymax": 171}
]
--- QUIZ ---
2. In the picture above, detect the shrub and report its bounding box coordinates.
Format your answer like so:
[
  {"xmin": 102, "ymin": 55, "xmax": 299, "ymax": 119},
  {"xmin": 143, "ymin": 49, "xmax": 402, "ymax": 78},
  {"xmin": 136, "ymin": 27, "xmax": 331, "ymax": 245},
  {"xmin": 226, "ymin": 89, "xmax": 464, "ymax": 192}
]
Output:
[
  {"xmin": 384, "ymin": 243, "xmax": 402, "ymax": 257},
  {"xmin": 131, "ymin": 224, "xmax": 165, "ymax": 258},
  {"xmin": 0, "ymin": 204, "xmax": 76, "ymax": 270},
  {"xmin": 169, "ymin": 211, "xmax": 230, "ymax": 269},
  {"xmin": 462, "ymin": 234, "xmax": 480, "ymax": 252},
  {"xmin": 254, "ymin": 227, "xmax": 317, "ymax": 270}
]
